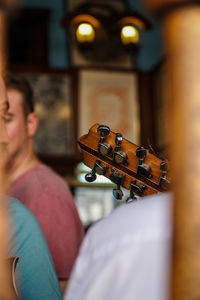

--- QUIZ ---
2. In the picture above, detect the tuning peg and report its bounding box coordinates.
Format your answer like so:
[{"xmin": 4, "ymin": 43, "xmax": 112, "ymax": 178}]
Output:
[
  {"xmin": 160, "ymin": 160, "xmax": 168, "ymax": 172},
  {"xmin": 85, "ymin": 160, "xmax": 107, "ymax": 183},
  {"xmin": 159, "ymin": 160, "xmax": 170, "ymax": 191},
  {"xmin": 97, "ymin": 125, "xmax": 112, "ymax": 156},
  {"xmin": 115, "ymin": 133, "xmax": 123, "ymax": 146},
  {"xmin": 110, "ymin": 168, "xmax": 124, "ymax": 200},
  {"xmin": 95, "ymin": 160, "xmax": 108, "ymax": 176},
  {"xmin": 113, "ymin": 133, "xmax": 128, "ymax": 165},
  {"xmin": 85, "ymin": 172, "xmax": 97, "ymax": 183},
  {"xmin": 97, "ymin": 125, "xmax": 110, "ymax": 138},
  {"xmin": 135, "ymin": 147, "xmax": 147, "ymax": 159},
  {"xmin": 126, "ymin": 180, "xmax": 146, "ymax": 203},
  {"xmin": 131, "ymin": 180, "xmax": 146, "ymax": 196},
  {"xmin": 135, "ymin": 146, "xmax": 152, "ymax": 179},
  {"xmin": 113, "ymin": 188, "xmax": 123, "ymax": 200}
]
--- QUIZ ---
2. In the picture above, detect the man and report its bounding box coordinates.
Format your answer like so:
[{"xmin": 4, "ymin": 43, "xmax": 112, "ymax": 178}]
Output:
[
  {"xmin": 5, "ymin": 73, "xmax": 84, "ymax": 292},
  {"xmin": 0, "ymin": 75, "xmax": 62, "ymax": 300},
  {"xmin": 64, "ymin": 192, "xmax": 172, "ymax": 300}
]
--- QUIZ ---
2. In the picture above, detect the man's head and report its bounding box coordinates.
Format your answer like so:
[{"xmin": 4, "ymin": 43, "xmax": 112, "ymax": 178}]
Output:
[
  {"xmin": 0, "ymin": 76, "xmax": 10, "ymax": 189},
  {"xmin": 5, "ymin": 73, "xmax": 34, "ymax": 117},
  {"xmin": 5, "ymin": 73, "xmax": 38, "ymax": 165},
  {"xmin": 0, "ymin": 77, "xmax": 9, "ymax": 146}
]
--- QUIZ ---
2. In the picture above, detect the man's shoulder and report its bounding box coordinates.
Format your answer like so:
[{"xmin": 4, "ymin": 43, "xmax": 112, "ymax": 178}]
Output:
[
  {"xmin": 65, "ymin": 193, "xmax": 172, "ymax": 300},
  {"xmin": 12, "ymin": 164, "xmax": 70, "ymax": 196},
  {"xmin": 6, "ymin": 197, "xmax": 42, "ymax": 232},
  {"xmin": 25, "ymin": 164, "xmax": 65, "ymax": 183},
  {"xmin": 6, "ymin": 197, "xmax": 47, "ymax": 255},
  {"xmin": 87, "ymin": 192, "xmax": 172, "ymax": 249},
  {"xmin": 6, "ymin": 197, "xmax": 52, "ymax": 262},
  {"xmin": 7, "ymin": 196, "xmax": 35, "ymax": 217}
]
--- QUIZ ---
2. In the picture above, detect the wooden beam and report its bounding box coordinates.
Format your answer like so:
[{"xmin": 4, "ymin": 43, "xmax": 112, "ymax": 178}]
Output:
[
  {"xmin": 147, "ymin": 0, "xmax": 200, "ymax": 299},
  {"xmin": 147, "ymin": 0, "xmax": 200, "ymax": 13},
  {"xmin": 0, "ymin": 1, "xmax": 19, "ymax": 299}
]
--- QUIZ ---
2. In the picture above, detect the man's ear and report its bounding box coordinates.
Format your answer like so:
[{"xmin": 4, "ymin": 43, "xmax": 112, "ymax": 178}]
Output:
[{"xmin": 26, "ymin": 112, "xmax": 38, "ymax": 137}]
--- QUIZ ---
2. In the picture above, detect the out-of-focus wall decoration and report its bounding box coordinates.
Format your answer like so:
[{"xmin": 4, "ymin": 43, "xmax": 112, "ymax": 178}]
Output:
[
  {"xmin": 78, "ymin": 68, "xmax": 141, "ymax": 144},
  {"xmin": 21, "ymin": 71, "xmax": 76, "ymax": 156}
]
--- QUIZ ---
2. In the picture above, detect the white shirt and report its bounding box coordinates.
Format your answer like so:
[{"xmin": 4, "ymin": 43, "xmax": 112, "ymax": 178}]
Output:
[{"xmin": 65, "ymin": 193, "xmax": 172, "ymax": 300}]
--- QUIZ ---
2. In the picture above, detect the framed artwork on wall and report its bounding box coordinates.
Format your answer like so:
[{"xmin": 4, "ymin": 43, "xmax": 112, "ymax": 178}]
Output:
[
  {"xmin": 77, "ymin": 68, "xmax": 141, "ymax": 144},
  {"xmin": 16, "ymin": 69, "xmax": 79, "ymax": 174}
]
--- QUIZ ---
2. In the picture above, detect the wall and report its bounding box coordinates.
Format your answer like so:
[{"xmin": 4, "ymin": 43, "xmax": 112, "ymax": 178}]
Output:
[
  {"xmin": 21, "ymin": 0, "xmax": 164, "ymax": 71},
  {"xmin": 22, "ymin": 0, "xmax": 69, "ymax": 68},
  {"xmin": 127, "ymin": 0, "xmax": 164, "ymax": 70}
]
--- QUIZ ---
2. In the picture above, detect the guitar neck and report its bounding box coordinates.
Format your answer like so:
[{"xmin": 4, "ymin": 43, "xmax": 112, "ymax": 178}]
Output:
[{"xmin": 78, "ymin": 124, "xmax": 170, "ymax": 199}]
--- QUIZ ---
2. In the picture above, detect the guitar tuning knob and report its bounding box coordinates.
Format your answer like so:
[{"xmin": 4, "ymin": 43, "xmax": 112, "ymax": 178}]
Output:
[
  {"xmin": 115, "ymin": 133, "xmax": 123, "ymax": 146},
  {"xmin": 97, "ymin": 125, "xmax": 112, "ymax": 156},
  {"xmin": 135, "ymin": 146, "xmax": 152, "ymax": 179},
  {"xmin": 159, "ymin": 160, "xmax": 170, "ymax": 191},
  {"xmin": 113, "ymin": 133, "xmax": 128, "ymax": 165},
  {"xmin": 113, "ymin": 188, "xmax": 123, "ymax": 200},
  {"xmin": 110, "ymin": 168, "xmax": 124, "ymax": 200},
  {"xmin": 97, "ymin": 125, "xmax": 110, "ymax": 137},
  {"xmin": 126, "ymin": 180, "xmax": 146, "ymax": 202},
  {"xmin": 160, "ymin": 160, "xmax": 168, "ymax": 172},
  {"xmin": 85, "ymin": 160, "xmax": 107, "ymax": 183},
  {"xmin": 135, "ymin": 147, "xmax": 147, "ymax": 159},
  {"xmin": 85, "ymin": 172, "xmax": 97, "ymax": 183}
]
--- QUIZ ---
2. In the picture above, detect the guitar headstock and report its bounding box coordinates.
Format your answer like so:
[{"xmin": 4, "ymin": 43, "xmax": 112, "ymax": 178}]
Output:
[{"xmin": 78, "ymin": 124, "xmax": 170, "ymax": 201}]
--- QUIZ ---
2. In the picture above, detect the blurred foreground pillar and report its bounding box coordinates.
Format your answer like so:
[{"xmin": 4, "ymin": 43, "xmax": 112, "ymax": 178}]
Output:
[
  {"xmin": 0, "ymin": 0, "xmax": 19, "ymax": 75},
  {"xmin": 0, "ymin": 1, "xmax": 19, "ymax": 300},
  {"xmin": 147, "ymin": 1, "xmax": 200, "ymax": 299},
  {"xmin": 0, "ymin": 10, "xmax": 7, "ymax": 75}
]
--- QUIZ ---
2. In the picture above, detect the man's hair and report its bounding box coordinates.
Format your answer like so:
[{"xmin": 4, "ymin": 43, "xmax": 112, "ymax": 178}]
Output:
[{"xmin": 5, "ymin": 73, "xmax": 34, "ymax": 116}]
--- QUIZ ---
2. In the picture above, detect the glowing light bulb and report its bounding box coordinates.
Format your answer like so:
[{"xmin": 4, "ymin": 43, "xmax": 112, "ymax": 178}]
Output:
[
  {"xmin": 76, "ymin": 23, "xmax": 95, "ymax": 43},
  {"xmin": 121, "ymin": 25, "xmax": 139, "ymax": 45}
]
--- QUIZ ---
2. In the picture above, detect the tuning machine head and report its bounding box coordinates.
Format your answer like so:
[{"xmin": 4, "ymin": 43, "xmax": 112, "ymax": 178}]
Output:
[
  {"xmin": 110, "ymin": 168, "xmax": 124, "ymax": 200},
  {"xmin": 85, "ymin": 172, "xmax": 97, "ymax": 183},
  {"xmin": 113, "ymin": 188, "xmax": 123, "ymax": 200},
  {"xmin": 135, "ymin": 146, "xmax": 147, "ymax": 159},
  {"xmin": 126, "ymin": 180, "xmax": 146, "ymax": 203},
  {"xmin": 85, "ymin": 160, "xmax": 108, "ymax": 183},
  {"xmin": 160, "ymin": 160, "xmax": 168, "ymax": 172},
  {"xmin": 115, "ymin": 133, "xmax": 123, "ymax": 146},
  {"xmin": 159, "ymin": 160, "xmax": 170, "ymax": 191},
  {"xmin": 113, "ymin": 133, "xmax": 128, "ymax": 165},
  {"xmin": 97, "ymin": 125, "xmax": 110, "ymax": 137},
  {"xmin": 97, "ymin": 125, "xmax": 112, "ymax": 156},
  {"xmin": 135, "ymin": 146, "xmax": 152, "ymax": 179}
]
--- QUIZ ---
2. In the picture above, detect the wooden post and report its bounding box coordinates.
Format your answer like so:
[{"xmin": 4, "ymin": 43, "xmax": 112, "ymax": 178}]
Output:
[
  {"xmin": 0, "ymin": 10, "xmax": 7, "ymax": 75},
  {"xmin": 147, "ymin": 0, "xmax": 200, "ymax": 299},
  {"xmin": 0, "ymin": 1, "xmax": 19, "ymax": 299}
]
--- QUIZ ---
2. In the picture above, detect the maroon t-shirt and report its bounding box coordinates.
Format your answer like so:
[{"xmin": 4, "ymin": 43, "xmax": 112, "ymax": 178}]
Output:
[{"xmin": 9, "ymin": 164, "xmax": 84, "ymax": 279}]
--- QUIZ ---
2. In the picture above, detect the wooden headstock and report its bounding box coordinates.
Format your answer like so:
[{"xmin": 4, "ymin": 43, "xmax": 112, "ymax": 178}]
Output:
[{"xmin": 78, "ymin": 124, "xmax": 170, "ymax": 201}]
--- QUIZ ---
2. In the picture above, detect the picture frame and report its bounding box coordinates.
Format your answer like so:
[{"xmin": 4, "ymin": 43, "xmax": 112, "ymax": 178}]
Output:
[
  {"xmin": 77, "ymin": 68, "xmax": 141, "ymax": 144},
  {"xmin": 14, "ymin": 68, "xmax": 80, "ymax": 174}
]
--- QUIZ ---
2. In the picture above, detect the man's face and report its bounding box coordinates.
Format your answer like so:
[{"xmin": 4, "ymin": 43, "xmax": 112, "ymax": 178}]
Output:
[
  {"xmin": 0, "ymin": 97, "xmax": 9, "ymax": 145},
  {"xmin": 0, "ymin": 77, "xmax": 9, "ymax": 177},
  {"xmin": 5, "ymin": 88, "xmax": 29, "ymax": 161}
]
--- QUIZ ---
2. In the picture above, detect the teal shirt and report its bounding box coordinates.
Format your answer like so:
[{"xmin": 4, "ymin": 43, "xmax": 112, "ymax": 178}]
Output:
[{"xmin": 6, "ymin": 197, "xmax": 62, "ymax": 300}]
